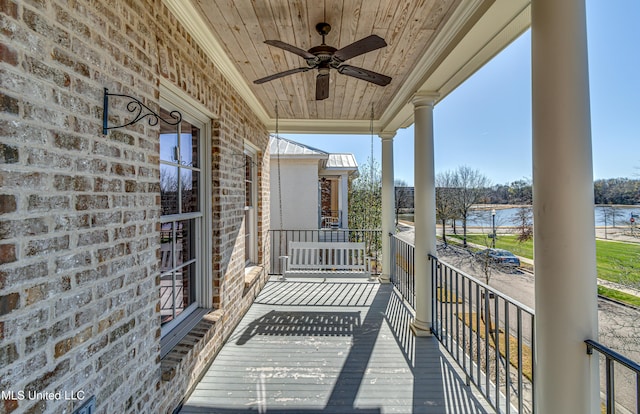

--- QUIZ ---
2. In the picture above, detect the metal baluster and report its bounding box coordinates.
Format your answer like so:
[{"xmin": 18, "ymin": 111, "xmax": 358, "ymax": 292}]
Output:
[
  {"xmin": 504, "ymin": 299, "xmax": 511, "ymax": 414},
  {"xmin": 636, "ymin": 371, "xmax": 639, "ymax": 414},
  {"xmin": 448, "ymin": 265, "xmax": 453, "ymax": 351},
  {"xmin": 431, "ymin": 256, "xmax": 436, "ymax": 338},
  {"xmin": 462, "ymin": 272, "xmax": 467, "ymax": 376},
  {"xmin": 531, "ymin": 313, "xmax": 535, "ymax": 414},
  {"xmin": 517, "ymin": 308, "xmax": 523, "ymax": 414},
  {"xmin": 476, "ymin": 282, "xmax": 481, "ymax": 389},
  {"xmin": 455, "ymin": 269, "xmax": 460, "ymax": 362},
  {"xmin": 484, "ymin": 287, "xmax": 490, "ymax": 401},
  {"xmin": 606, "ymin": 356, "xmax": 615, "ymax": 414},
  {"xmin": 494, "ymin": 292, "xmax": 500, "ymax": 410},
  {"xmin": 468, "ymin": 277, "xmax": 474, "ymax": 385}
]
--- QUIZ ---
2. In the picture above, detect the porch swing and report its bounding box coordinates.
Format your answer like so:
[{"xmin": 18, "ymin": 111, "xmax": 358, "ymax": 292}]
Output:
[{"xmin": 273, "ymin": 103, "xmax": 373, "ymax": 280}]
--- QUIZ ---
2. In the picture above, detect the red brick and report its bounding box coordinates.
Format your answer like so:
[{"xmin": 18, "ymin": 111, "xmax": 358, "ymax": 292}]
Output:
[
  {"xmin": 0, "ymin": 194, "xmax": 17, "ymax": 214},
  {"xmin": 0, "ymin": 0, "xmax": 18, "ymax": 19},
  {"xmin": 0, "ymin": 244, "xmax": 16, "ymax": 264},
  {"xmin": 0, "ymin": 43, "xmax": 18, "ymax": 66},
  {"xmin": 0, "ymin": 292, "xmax": 19, "ymax": 315}
]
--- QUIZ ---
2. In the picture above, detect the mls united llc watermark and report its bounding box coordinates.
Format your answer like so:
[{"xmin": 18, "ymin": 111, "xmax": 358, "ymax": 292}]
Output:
[{"xmin": 1, "ymin": 390, "xmax": 86, "ymax": 401}]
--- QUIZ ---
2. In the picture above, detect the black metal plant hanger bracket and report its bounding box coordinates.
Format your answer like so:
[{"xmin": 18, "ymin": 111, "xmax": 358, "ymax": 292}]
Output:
[{"xmin": 102, "ymin": 88, "xmax": 182, "ymax": 135}]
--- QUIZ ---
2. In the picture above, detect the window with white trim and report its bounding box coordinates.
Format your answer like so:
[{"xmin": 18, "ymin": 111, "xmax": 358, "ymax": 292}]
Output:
[
  {"xmin": 159, "ymin": 111, "xmax": 201, "ymax": 326},
  {"xmin": 158, "ymin": 87, "xmax": 212, "ymax": 346},
  {"xmin": 244, "ymin": 146, "xmax": 258, "ymax": 265}
]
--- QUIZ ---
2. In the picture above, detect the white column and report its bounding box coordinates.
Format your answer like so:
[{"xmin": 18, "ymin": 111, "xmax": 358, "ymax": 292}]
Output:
[
  {"xmin": 379, "ymin": 132, "xmax": 396, "ymax": 283},
  {"xmin": 532, "ymin": 0, "xmax": 599, "ymax": 412},
  {"xmin": 411, "ymin": 93, "xmax": 438, "ymax": 336}
]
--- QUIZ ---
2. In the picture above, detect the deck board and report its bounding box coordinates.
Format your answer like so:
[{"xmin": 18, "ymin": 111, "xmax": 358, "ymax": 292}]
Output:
[{"xmin": 179, "ymin": 278, "xmax": 495, "ymax": 414}]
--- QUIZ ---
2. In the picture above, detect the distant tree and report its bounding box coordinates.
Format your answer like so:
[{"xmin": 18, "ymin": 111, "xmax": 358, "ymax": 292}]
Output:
[
  {"xmin": 513, "ymin": 206, "xmax": 533, "ymax": 242},
  {"xmin": 394, "ymin": 179, "xmax": 413, "ymax": 224},
  {"xmin": 348, "ymin": 157, "xmax": 381, "ymax": 231},
  {"xmin": 594, "ymin": 178, "xmax": 640, "ymax": 205},
  {"xmin": 508, "ymin": 178, "xmax": 533, "ymax": 204},
  {"xmin": 435, "ymin": 170, "xmax": 458, "ymax": 245},
  {"xmin": 452, "ymin": 166, "xmax": 491, "ymax": 247}
]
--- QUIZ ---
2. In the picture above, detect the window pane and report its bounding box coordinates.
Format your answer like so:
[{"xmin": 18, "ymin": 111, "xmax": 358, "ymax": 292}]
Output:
[
  {"xmin": 245, "ymin": 154, "xmax": 252, "ymax": 181},
  {"xmin": 160, "ymin": 133, "xmax": 178, "ymax": 163},
  {"xmin": 160, "ymin": 222, "xmax": 174, "ymax": 272},
  {"xmin": 160, "ymin": 272, "xmax": 175, "ymax": 323},
  {"xmin": 160, "ymin": 165, "xmax": 179, "ymax": 215},
  {"xmin": 160, "ymin": 108, "xmax": 179, "ymax": 163},
  {"xmin": 181, "ymin": 169, "xmax": 199, "ymax": 213},
  {"xmin": 245, "ymin": 181, "xmax": 252, "ymax": 208},
  {"xmin": 245, "ymin": 154, "xmax": 253, "ymax": 208},
  {"xmin": 180, "ymin": 123, "xmax": 199, "ymax": 168},
  {"xmin": 176, "ymin": 219, "xmax": 196, "ymax": 265},
  {"xmin": 245, "ymin": 209, "xmax": 251, "ymax": 263},
  {"xmin": 175, "ymin": 263, "xmax": 196, "ymax": 317}
]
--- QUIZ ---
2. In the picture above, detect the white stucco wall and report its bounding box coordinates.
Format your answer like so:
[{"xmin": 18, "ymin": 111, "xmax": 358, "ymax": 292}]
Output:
[{"xmin": 270, "ymin": 159, "xmax": 320, "ymax": 229}]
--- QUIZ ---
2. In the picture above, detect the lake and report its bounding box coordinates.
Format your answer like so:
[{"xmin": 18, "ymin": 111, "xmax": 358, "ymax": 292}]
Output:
[{"xmin": 399, "ymin": 205, "xmax": 640, "ymax": 227}]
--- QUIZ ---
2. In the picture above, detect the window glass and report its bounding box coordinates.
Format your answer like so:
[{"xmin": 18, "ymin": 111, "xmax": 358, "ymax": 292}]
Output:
[
  {"xmin": 160, "ymin": 133, "xmax": 178, "ymax": 163},
  {"xmin": 160, "ymin": 164, "xmax": 179, "ymax": 215},
  {"xmin": 159, "ymin": 108, "xmax": 202, "ymax": 327},
  {"xmin": 179, "ymin": 121, "xmax": 199, "ymax": 168},
  {"xmin": 181, "ymin": 170, "xmax": 199, "ymax": 213},
  {"xmin": 244, "ymin": 149, "xmax": 257, "ymax": 265}
]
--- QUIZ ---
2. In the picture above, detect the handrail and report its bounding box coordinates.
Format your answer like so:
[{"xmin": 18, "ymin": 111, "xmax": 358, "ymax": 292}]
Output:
[
  {"xmin": 585, "ymin": 339, "xmax": 640, "ymax": 414},
  {"xmin": 586, "ymin": 339, "xmax": 640, "ymax": 374}
]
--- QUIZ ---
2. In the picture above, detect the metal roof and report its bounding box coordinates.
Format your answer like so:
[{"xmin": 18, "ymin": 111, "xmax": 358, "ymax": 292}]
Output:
[
  {"xmin": 269, "ymin": 136, "xmax": 328, "ymax": 158},
  {"xmin": 324, "ymin": 153, "xmax": 358, "ymax": 170}
]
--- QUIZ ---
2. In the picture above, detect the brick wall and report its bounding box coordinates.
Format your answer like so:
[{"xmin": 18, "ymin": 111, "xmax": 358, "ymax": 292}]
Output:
[{"xmin": 0, "ymin": 1, "xmax": 270, "ymax": 413}]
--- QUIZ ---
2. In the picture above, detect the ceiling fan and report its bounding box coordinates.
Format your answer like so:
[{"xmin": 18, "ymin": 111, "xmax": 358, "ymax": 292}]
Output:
[{"xmin": 254, "ymin": 22, "xmax": 392, "ymax": 100}]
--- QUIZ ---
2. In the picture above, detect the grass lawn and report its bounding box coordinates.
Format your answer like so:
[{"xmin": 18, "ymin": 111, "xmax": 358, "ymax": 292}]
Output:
[{"xmin": 598, "ymin": 286, "xmax": 640, "ymax": 307}]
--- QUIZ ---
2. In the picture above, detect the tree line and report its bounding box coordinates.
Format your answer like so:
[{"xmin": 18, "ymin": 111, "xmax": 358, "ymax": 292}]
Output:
[
  {"xmin": 351, "ymin": 160, "xmax": 639, "ymax": 244},
  {"xmin": 397, "ymin": 176, "xmax": 640, "ymax": 207},
  {"xmin": 486, "ymin": 177, "xmax": 640, "ymax": 205}
]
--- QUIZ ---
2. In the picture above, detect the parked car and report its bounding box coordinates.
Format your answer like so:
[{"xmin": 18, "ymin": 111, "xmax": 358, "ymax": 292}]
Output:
[{"xmin": 476, "ymin": 248, "xmax": 521, "ymax": 267}]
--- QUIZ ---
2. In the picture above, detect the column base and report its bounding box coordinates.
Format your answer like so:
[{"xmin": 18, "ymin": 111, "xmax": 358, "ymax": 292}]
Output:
[{"xmin": 410, "ymin": 319, "xmax": 432, "ymax": 337}]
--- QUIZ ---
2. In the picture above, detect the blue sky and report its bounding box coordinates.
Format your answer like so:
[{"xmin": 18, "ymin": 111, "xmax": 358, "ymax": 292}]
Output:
[{"xmin": 283, "ymin": 0, "xmax": 640, "ymax": 186}]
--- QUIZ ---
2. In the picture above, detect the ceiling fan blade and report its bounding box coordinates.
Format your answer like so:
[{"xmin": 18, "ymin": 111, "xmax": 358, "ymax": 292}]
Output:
[
  {"xmin": 264, "ymin": 40, "xmax": 317, "ymax": 61},
  {"xmin": 254, "ymin": 67, "xmax": 312, "ymax": 84},
  {"xmin": 316, "ymin": 73, "xmax": 330, "ymax": 100},
  {"xmin": 337, "ymin": 65, "xmax": 391, "ymax": 86},
  {"xmin": 333, "ymin": 35, "xmax": 387, "ymax": 62}
]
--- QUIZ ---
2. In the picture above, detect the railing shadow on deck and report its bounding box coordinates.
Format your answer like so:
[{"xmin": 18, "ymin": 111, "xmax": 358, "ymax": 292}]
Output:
[
  {"xmin": 384, "ymin": 288, "xmax": 492, "ymax": 414},
  {"xmin": 235, "ymin": 310, "xmax": 362, "ymax": 345},
  {"xmin": 193, "ymin": 280, "xmax": 493, "ymax": 414}
]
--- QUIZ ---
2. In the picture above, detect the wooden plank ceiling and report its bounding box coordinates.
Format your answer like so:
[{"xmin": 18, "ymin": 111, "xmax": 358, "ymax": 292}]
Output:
[{"xmin": 192, "ymin": 0, "xmax": 461, "ymax": 122}]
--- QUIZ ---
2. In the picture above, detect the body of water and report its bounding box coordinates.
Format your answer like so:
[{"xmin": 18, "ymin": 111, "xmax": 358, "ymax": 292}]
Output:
[{"xmin": 399, "ymin": 205, "xmax": 640, "ymax": 227}]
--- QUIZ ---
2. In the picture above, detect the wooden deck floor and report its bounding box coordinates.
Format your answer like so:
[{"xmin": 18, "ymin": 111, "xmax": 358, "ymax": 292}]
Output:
[{"xmin": 179, "ymin": 278, "xmax": 495, "ymax": 414}]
